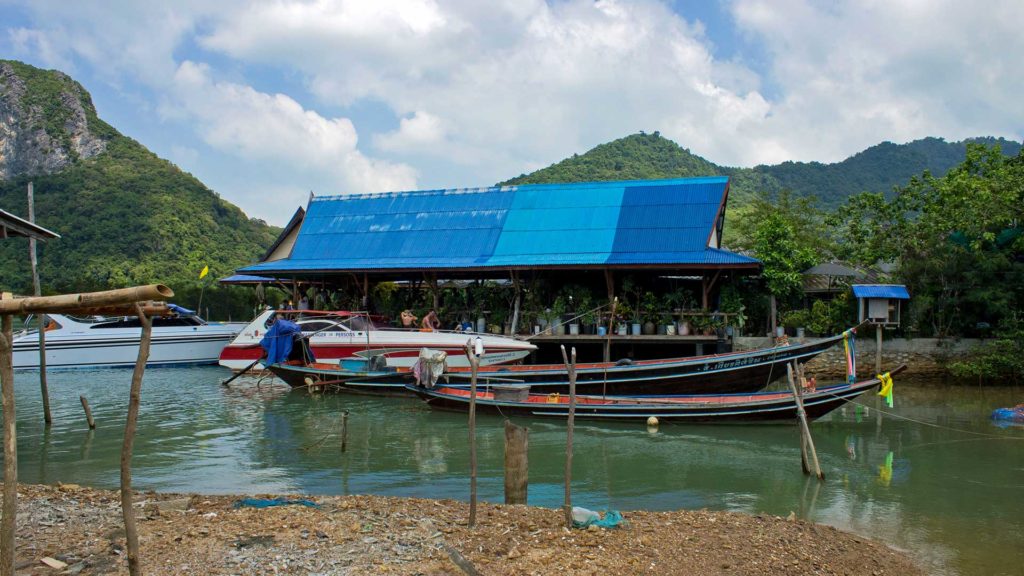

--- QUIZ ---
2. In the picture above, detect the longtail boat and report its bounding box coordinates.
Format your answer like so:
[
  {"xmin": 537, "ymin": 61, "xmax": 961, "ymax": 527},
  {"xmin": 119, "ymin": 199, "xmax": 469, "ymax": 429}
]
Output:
[
  {"xmin": 410, "ymin": 367, "xmax": 905, "ymax": 423},
  {"xmin": 267, "ymin": 327, "xmax": 860, "ymax": 396}
]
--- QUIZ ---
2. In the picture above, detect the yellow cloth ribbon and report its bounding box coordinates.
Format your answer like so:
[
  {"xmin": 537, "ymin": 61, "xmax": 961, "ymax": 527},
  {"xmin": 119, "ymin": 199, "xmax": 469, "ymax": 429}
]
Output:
[{"xmin": 876, "ymin": 371, "xmax": 894, "ymax": 407}]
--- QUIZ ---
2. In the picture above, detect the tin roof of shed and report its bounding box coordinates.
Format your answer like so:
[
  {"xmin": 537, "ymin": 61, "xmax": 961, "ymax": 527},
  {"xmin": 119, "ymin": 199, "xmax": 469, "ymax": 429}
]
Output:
[{"xmin": 240, "ymin": 177, "xmax": 759, "ymax": 274}]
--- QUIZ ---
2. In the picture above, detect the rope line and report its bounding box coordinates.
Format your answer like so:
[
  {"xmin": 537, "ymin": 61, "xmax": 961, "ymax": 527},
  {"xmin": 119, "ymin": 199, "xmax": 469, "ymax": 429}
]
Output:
[{"xmin": 827, "ymin": 392, "xmax": 1024, "ymax": 440}]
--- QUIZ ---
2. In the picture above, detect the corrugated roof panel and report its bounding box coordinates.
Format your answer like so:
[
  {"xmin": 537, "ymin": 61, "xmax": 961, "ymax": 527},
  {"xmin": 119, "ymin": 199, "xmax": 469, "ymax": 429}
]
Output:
[
  {"xmin": 238, "ymin": 177, "xmax": 760, "ymax": 273},
  {"xmin": 851, "ymin": 285, "xmax": 910, "ymax": 299}
]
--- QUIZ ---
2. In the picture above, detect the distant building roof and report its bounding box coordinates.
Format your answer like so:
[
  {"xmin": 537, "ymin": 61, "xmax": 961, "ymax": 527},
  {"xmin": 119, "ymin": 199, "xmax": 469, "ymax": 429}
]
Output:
[
  {"xmin": 240, "ymin": 177, "xmax": 760, "ymax": 275},
  {"xmin": 851, "ymin": 284, "xmax": 910, "ymax": 299},
  {"xmin": 0, "ymin": 209, "xmax": 59, "ymax": 240}
]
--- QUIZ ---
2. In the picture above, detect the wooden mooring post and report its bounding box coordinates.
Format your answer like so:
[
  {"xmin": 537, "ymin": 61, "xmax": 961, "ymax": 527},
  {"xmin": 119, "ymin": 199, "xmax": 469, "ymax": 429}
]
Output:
[
  {"xmin": 560, "ymin": 345, "xmax": 578, "ymax": 529},
  {"xmin": 80, "ymin": 395, "xmax": 96, "ymax": 429},
  {"xmin": 340, "ymin": 410, "xmax": 349, "ymax": 453},
  {"xmin": 466, "ymin": 339, "xmax": 480, "ymax": 528},
  {"xmin": 0, "ymin": 299, "xmax": 16, "ymax": 576},
  {"xmin": 787, "ymin": 362, "xmax": 824, "ymax": 481},
  {"xmin": 121, "ymin": 303, "xmax": 154, "ymax": 576},
  {"xmin": 503, "ymin": 420, "xmax": 528, "ymax": 504},
  {"xmin": 29, "ymin": 183, "xmax": 52, "ymax": 426}
]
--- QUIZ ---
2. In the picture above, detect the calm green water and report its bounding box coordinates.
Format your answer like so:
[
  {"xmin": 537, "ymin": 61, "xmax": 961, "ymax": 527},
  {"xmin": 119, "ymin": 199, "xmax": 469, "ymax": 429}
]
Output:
[{"xmin": 3, "ymin": 367, "xmax": 1022, "ymax": 575}]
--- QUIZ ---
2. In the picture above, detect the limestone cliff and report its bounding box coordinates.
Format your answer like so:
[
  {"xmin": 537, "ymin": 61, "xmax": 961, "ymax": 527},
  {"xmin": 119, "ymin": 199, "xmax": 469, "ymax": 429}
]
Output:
[{"xmin": 0, "ymin": 60, "xmax": 110, "ymax": 180}]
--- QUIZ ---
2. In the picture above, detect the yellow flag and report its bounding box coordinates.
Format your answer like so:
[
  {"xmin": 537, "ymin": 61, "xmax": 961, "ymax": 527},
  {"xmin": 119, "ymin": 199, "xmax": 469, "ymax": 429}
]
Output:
[{"xmin": 199, "ymin": 265, "xmax": 209, "ymax": 279}]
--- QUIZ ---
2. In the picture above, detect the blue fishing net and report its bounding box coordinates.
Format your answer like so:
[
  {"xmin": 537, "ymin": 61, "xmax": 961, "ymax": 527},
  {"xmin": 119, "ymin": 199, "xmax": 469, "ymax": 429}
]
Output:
[{"xmin": 233, "ymin": 497, "xmax": 320, "ymax": 509}]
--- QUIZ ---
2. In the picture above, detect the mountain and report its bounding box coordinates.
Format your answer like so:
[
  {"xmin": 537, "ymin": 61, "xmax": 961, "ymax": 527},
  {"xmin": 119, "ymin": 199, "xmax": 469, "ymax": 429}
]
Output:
[
  {"xmin": 0, "ymin": 60, "xmax": 279, "ymax": 315},
  {"xmin": 502, "ymin": 132, "xmax": 1022, "ymax": 208}
]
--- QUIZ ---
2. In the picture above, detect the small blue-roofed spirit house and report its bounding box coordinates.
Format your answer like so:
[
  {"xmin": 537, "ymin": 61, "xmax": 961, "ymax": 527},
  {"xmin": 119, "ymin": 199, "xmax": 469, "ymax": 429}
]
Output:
[{"xmin": 852, "ymin": 284, "xmax": 910, "ymax": 375}]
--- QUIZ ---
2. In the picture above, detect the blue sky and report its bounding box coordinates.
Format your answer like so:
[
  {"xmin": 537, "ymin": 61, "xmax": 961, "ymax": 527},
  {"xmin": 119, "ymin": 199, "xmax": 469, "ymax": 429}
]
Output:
[{"xmin": 2, "ymin": 0, "xmax": 1022, "ymax": 225}]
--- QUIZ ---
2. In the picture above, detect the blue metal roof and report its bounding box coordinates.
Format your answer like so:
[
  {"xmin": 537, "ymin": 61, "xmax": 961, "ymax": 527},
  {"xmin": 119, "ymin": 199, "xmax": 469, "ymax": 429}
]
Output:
[
  {"xmin": 851, "ymin": 284, "xmax": 910, "ymax": 299},
  {"xmin": 240, "ymin": 177, "xmax": 760, "ymax": 273}
]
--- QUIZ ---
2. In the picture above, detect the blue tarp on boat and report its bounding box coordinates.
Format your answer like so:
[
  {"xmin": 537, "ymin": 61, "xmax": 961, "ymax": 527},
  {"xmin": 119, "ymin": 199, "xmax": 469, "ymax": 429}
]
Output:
[{"xmin": 260, "ymin": 319, "xmax": 305, "ymax": 365}]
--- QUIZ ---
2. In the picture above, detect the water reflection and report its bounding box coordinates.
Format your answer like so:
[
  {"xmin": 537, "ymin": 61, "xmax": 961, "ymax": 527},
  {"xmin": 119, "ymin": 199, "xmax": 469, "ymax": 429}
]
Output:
[{"xmin": 2, "ymin": 369, "xmax": 1022, "ymax": 575}]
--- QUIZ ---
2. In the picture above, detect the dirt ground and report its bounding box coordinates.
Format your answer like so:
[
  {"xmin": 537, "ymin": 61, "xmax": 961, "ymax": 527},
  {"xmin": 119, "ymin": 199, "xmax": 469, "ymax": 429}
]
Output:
[{"xmin": 11, "ymin": 483, "xmax": 922, "ymax": 575}]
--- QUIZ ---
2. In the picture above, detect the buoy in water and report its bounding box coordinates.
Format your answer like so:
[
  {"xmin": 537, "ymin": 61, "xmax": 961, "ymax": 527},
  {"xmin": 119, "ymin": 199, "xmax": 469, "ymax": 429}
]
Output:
[{"xmin": 646, "ymin": 416, "xmax": 659, "ymax": 427}]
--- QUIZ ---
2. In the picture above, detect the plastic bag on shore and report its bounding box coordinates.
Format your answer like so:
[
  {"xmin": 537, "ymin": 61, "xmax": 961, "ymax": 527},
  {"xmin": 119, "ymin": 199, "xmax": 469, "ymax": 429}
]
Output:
[{"xmin": 571, "ymin": 506, "xmax": 624, "ymax": 529}]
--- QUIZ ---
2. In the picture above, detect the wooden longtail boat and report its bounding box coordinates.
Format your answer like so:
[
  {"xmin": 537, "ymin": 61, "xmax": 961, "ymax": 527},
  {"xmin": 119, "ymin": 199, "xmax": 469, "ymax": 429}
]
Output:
[
  {"xmin": 410, "ymin": 367, "xmax": 905, "ymax": 423},
  {"xmin": 267, "ymin": 327, "xmax": 859, "ymax": 396}
]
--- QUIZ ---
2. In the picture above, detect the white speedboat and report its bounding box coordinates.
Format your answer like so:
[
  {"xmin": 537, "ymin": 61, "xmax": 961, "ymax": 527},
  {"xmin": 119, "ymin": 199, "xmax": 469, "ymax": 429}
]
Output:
[
  {"xmin": 12, "ymin": 312, "xmax": 246, "ymax": 370},
  {"xmin": 218, "ymin": 309, "xmax": 536, "ymax": 371}
]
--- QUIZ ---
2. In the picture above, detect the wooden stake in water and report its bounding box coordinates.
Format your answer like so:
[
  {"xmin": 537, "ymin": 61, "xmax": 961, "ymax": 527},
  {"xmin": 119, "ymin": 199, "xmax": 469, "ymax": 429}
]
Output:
[
  {"xmin": 504, "ymin": 420, "xmax": 529, "ymax": 505},
  {"xmin": 28, "ymin": 183, "xmax": 52, "ymax": 426},
  {"xmin": 340, "ymin": 410, "xmax": 349, "ymax": 453},
  {"xmin": 0, "ymin": 302, "xmax": 17, "ymax": 576},
  {"xmin": 561, "ymin": 345, "xmax": 577, "ymax": 528},
  {"xmin": 466, "ymin": 339, "xmax": 480, "ymax": 528},
  {"xmin": 787, "ymin": 362, "xmax": 824, "ymax": 481},
  {"xmin": 121, "ymin": 303, "xmax": 153, "ymax": 576},
  {"xmin": 80, "ymin": 395, "xmax": 96, "ymax": 429}
]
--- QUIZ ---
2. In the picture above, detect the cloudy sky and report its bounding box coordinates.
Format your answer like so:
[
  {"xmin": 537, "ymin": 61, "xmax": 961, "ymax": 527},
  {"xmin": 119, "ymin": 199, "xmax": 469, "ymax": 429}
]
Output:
[{"xmin": 3, "ymin": 0, "xmax": 1022, "ymax": 225}]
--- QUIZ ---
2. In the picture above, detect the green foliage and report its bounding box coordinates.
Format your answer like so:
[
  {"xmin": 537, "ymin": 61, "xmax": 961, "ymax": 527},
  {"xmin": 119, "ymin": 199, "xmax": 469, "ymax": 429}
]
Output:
[
  {"xmin": 0, "ymin": 133, "xmax": 279, "ymax": 319},
  {"xmin": 949, "ymin": 315, "xmax": 1024, "ymax": 384},
  {"xmin": 501, "ymin": 132, "xmax": 722, "ymax": 185},
  {"xmin": 862, "ymin": 145, "xmax": 1024, "ymax": 336},
  {"xmin": 731, "ymin": 191, "xmax": 822, "ymax": 302}
]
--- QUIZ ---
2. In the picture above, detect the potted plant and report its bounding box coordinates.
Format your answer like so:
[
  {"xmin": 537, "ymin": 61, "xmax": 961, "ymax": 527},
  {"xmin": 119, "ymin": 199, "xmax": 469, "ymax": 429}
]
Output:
[
  {"xmin": 660, "ymin": 312, "xmax": 675, "ymax": 335},
  {"xmin": 615, "ymin": 301, "xmax": 632, "ymax": 335},
  {"xmin": 641, "ymin": 291, "xmax": 659, "ymax": 335},
  {"xmin": 575, "ymin": 293, "xmax": 595, "ymax": 334}
]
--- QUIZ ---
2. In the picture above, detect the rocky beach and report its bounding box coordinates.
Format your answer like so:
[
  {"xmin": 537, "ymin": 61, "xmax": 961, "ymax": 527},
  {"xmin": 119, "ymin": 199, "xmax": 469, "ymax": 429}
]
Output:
[{"xmin": 12, "ymin": 483, "xmax": 922, "ymax": 575}]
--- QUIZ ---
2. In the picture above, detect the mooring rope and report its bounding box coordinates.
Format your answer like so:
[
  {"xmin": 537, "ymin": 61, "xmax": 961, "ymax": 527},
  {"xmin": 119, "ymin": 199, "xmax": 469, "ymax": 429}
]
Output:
[{"xmin": 826, "ymin": 392, "xmax": 1024, "ymax": 440}]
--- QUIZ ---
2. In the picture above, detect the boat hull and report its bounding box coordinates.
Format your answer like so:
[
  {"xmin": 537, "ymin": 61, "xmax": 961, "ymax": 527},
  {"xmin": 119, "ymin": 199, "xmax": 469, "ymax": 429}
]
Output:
[
  {"xmin": 219, "ymin": 310, "xmax": 535, "ymax": 371},
  {"xmin": 13, "ymin": 325, "xmax": 243, "ymax": 370},
  {"xmin": 413, "ymin": 375, "xmax": 894, "ymax": 423},
  {"xmin": 279, "ymin": 332, "xmax": 849, "ymax": 396}
]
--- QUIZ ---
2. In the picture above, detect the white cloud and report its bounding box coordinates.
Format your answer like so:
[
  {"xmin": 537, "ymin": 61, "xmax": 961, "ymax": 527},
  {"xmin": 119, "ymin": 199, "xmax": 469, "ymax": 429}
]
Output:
[
  {"xmin": 4, "ymin": 0, "xmax": 1024, "ymax": 221},
  {"xmin": 169, "ymin": 60, "xmax": 418, "ymax": 196},
  {"xmin": 728, "ymin": 0, "xmax": 1024, "ymax": 162},
  {"xmin": 374, "ymin": 111, "xmax": 446, "ymax": 153}
]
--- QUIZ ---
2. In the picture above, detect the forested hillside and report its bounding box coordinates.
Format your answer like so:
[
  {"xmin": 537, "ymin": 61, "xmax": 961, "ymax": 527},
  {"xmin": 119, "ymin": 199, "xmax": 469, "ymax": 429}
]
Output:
[
  {"xmin": 503, "ymin": 132, "xmax": 1022, "ymax": 208},
  {"xmin": 0, "ymin": 60, "xmax": 279, "ymax": 317}
]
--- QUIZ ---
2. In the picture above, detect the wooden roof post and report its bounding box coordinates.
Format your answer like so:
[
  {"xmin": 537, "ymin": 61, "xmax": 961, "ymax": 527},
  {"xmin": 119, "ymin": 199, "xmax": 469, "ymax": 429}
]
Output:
[
  {"xmin": 0, "ymin": 293, "xmax": 16, "ymax": 576},
  {"xmin": 604, "ymin": 270, "xmax": 615, "ymax": 362},
  {"xmin": 510, "ymin": 270, "xmax": 521, "ymax": 335}
]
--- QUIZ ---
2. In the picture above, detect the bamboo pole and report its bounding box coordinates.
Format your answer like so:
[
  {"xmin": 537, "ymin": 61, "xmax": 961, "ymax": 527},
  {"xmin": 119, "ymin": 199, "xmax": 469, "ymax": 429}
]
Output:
[
  {"xmin": 121, "ymin": 303, "xmax": 153, "ymax": 576},
  {"xmin": 787, "ymin": 362, "xmax": 824, "ymax": 480},
  {"xmin": 561, "ymin": 345, "xmax": 577, "ymax": 529},
  {"xmin": 80, "ymin": 395, "xmax": 95, "ymax": 429},
  {"xmin": 466, "ymin": 339, "xmax": 479, "ymax": 528},
  {"xmin": 0, "ymin": 285, "xmax": 173, "ymax": 315},
  {"xmin": 0, "ymin": 307, "xmax": 16, "ymax": 576},
  {"xmin": 28, "ymin": 183, "xmax": 52, "ymax": 426}
]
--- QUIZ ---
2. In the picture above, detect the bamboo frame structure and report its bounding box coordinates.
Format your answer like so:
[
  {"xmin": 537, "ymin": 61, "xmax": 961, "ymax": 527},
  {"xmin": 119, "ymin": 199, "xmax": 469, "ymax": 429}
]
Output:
[{"xmin": 0, "ymin": 285, "xmax": 173, "ymax": 576}]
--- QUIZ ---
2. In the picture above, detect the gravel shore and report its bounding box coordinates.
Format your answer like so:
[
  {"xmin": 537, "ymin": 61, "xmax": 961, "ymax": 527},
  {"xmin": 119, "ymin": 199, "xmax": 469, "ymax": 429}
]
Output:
[{"xmin": 12, "ymin": 483, "xmax": 922, "ymax": 575}]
